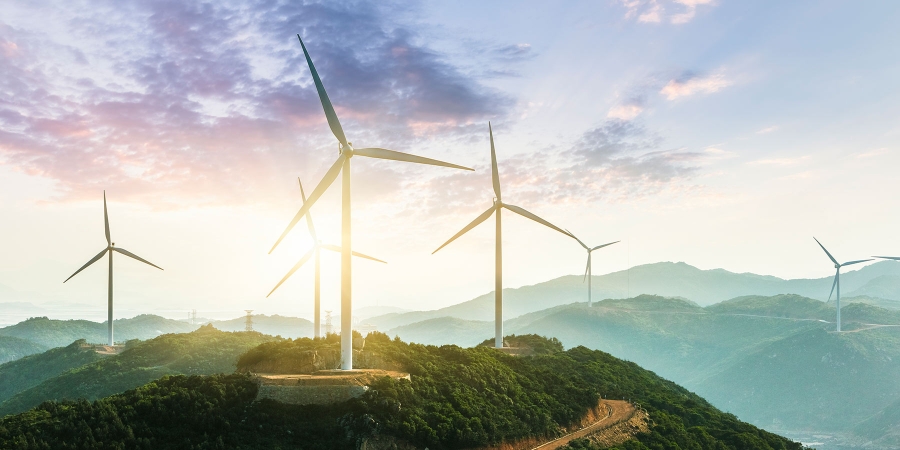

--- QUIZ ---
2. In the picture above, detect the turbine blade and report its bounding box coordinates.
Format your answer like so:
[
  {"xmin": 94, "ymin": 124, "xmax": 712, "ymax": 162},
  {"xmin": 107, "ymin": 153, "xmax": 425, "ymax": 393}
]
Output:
[
  {"xmin": 297, "ymin": 35, "xmax": 347, "ymax": 146},
  {"xmin": 353, "ymin": 147, "xmax": 473, "ymax": 171},
  {"xmin": 351, "ymin": 250, "xmax": 387, "ymax": 264},
  {"xmin": 298, "ymin": 178, "xmax": 317, "ymax": 242},
  {"xmin": 814, "ymin": 237, "xmax": 839, "ymax": 265},
  {"xmin": 103, "ymin": 191, "xmax": 110, "ymax": 246},
  {"xmin": 318, "ymin": 244, "xmax": 384, "ymax": 262},
  {"xmin": 64, "ymin": 248, "xmax": 109, "ymax": 283},
  {"xmin": 266, "ymin": 247, "xmax": 316, "ymax": 298},
  {"xmin": 502, "ymin": 204, "xmax": 572, "ymax": 238},
  {"xmin": 828, "ymin": 270, "xmax": 838, "ymax": 302},
  {"xmin": 111, "ymin": 247, "xmax": 163, "ymax": 271},
  {"xmin": 489, "ymin": 122, "xmax": 501, "ymax": 201},
  {"xmin": 874, "ymin": 256, "xmax": 900, "ymax": 260},
  {"xmin": 432, "ymin": 206, "xmax": 496, "ymax": 254},
  {"xmin": 269, "ymin": 155, "xmax": 345, "ymax": 254},
  {"xmin": 591, "ymin": 240, "xmax": 621, "ymax": 251},
  {"xmin": 841, "ymin": 259, "xmax": 873, "ymax": 267},
  {"xmin": 566, "ymin": 229, "xmax": 589, "ymax": 249}
]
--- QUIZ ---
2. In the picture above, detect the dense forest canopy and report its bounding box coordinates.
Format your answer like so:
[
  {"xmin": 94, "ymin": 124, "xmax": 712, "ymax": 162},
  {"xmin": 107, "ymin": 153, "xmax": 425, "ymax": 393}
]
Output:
[{"xmin": 0, "ymin": 333, "xmax": 805, "ymax": 449}]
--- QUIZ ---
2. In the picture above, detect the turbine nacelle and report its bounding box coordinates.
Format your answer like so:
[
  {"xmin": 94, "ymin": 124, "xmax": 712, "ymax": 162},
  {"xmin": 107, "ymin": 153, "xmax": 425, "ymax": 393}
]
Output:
[{"xmin": 340, "ymin": 142, "xmax": 354, "ymax": 156}]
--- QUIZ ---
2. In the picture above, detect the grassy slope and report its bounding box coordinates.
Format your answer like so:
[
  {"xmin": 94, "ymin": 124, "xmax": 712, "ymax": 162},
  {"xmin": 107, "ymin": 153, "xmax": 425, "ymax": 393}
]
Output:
[
  {"xmin": 0, "ymin": 340, "xmax": 103, "ymax": 404},
  {"xmin": 0, "ymin": 325, "xmax": 274, "ymax": 416},
  {"xmin": 0, "ymin": 335, "xmax": 804, "ymax": 449},
  {"xmin": 0, "ymin": 336, "xmax": 45, "ymax": 365}
]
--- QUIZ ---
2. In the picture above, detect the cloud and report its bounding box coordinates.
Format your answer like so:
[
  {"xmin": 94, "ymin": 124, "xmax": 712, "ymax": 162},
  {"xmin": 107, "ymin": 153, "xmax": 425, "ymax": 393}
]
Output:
[
  {"xmin": 621, "ymin": 0, "xmax": 715, "ymax": 24},
  {"xmin": 855, "ymin": 148, "xmax": 889, "ymax": 159},
  {"xmin": 659, "ymin": 71, "xmax": 732, "ymax": 100},
  {"xmin": 747, "ymin": 155, "xmax": 811, "ymax": 166},
  {"xmin": 607, "ymin": 104, "xmax": 644, "ymax": 121},
  {"xmin": 756, "ymin": 125, "xmax": 779, "ymax": 134},
  {"xmin": 0, "ymin": 1, "xmax": 512, "ymax": 207}
]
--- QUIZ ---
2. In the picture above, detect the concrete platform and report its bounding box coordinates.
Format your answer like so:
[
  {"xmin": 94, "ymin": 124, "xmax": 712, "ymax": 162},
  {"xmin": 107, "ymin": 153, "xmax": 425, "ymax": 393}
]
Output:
[{"xmin": 254, "ymin": 369, "xmax": 410, "ymax": 406}]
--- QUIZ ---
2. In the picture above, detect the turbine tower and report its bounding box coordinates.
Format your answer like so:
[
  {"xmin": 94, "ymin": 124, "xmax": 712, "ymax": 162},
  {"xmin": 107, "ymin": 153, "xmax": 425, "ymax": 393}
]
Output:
[
  {"xmin": 433, "ymin": 123, "xmax": 572, "ymax": 348},
  {"xmin": 814, "ymin": 237, "xmax": 871, "ymax": 332},
  {"xmin": 267, "ymin": 178, "xmax": 386, "ymax": 339},
  {"xmin": 269, "ymin": 35, "xmax": 472, "ymax": 370},
  {"xmin": 567, "ymin": 231, "xmax": 619, "ymax": 306},
  {"xmin": 64, "ymin": 191, "xmax": 163, "ymax": 346}
]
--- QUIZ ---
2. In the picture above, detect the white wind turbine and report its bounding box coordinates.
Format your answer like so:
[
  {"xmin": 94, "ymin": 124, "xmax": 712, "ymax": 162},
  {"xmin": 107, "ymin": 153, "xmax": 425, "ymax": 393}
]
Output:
[
  {"xmin": 814, "ymin": 237, "xmax": 871, "ymax": 332},
  {"xmin": 64, "ymin": 192, "xmax": 163, "ymax": 346},
  {"xmin": 567, "ymin": 231, "xmax": 619, "ymax": 307},
  {"xmin": 267, "ymin": 178, "xmax": 385, "ymax": 339},
  {"xmin": 269, "ymin": 35, "xmax": 472, "ymax": 370},
  {"xmin": 433, "ymin": 123, "xmax": 573, "ymax": 348}
]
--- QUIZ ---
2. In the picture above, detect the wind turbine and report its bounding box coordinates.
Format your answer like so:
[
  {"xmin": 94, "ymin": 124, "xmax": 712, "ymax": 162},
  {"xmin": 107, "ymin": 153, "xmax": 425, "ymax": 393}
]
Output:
[
  {"xmin": 269, "ymin": 35, "xmax": 472, "ymax": 370},
  {"xmin": 267, "ymin": 178, "xmax": 386, "ymax": 339},
  {"xmin": 814, "ymin": 237, "xmax": 871, "ymax": 332},
  {"xmin": 567, "ymin": 232, "xmax": 619, "ymax": 307},
  {"xmin": 64, "ymin": 192, "xmax": 163, "ymax": 346},
  {"xmin": 432, "ymin": 123, "xmax": 572, "ymax": 348}
]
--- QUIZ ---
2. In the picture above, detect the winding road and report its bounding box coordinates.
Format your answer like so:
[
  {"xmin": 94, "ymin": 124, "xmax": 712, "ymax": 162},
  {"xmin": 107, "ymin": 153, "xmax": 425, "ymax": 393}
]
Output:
[{"xmin": 529, "ymin": 400, "xmax": 637, "ymax": 450}]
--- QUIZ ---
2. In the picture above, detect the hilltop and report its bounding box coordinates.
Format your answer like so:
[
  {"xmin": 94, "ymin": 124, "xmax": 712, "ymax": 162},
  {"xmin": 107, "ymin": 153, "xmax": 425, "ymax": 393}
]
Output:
[
  {"xmin": 0, "ymin": 325, "xmax": 274, "ymax": 416},
  {"xmin": 0, "ymin": 334, "xmax": 803, "ymax": 449}
]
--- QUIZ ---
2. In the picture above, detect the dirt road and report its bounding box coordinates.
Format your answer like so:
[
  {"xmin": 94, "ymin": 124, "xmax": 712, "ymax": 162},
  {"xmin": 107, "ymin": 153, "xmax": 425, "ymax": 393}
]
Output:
[{"xmin": 529, "ymin": 400, "xmax": 637, "ymax": 450}]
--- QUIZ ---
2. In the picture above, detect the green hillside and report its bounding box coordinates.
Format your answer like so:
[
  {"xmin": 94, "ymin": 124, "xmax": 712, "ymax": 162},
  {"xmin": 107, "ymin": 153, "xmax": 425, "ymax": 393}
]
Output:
[
  {"xmin": 697, "ymin": 327, "xmax": 900, "ymax": 432},
  {"xmin": 0, "ymin": 334, "xmax": 804, "ymax": 449},
  {"xmin": 380, "ymin": 293, "xmax": 900, "ymax": 446},
  {"xmin": 0, "ymin": 314, "xmax": 197, "ymax": 348},
  {"xmin": 0, "ymin": 336, "xmax": 45, "ymax": 365},
  {"xmin": 0, "ymin": 325, "xmax": 274, "ymax": 416},
  {"xmin": 0, "ymin": 340, "xmax": 103, "ymax": 404}
]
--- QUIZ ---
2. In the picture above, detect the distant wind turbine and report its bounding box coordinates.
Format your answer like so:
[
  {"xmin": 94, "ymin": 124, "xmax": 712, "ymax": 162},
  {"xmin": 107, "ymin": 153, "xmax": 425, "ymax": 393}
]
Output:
[
  {"xmin": 567, "ymin": 231, "xmax": 619, "ymax": 307},
  {"xmin": 64, "ymin": 192, "xmax": 163, "ymax": 346},
  {"xmin": 433, "ymin": 123, "xmax": 573, "ymax": 348},
  {"xmin": 269, "ymin": 35, "xmax": 472, "ymax": 370},
  {"xmin": 267, "ymin": 178, "xmax": 386, "ymax": 339},
  {"xmin": 814, "ymin": 237, "xmax": 871, "ymax": 332}
]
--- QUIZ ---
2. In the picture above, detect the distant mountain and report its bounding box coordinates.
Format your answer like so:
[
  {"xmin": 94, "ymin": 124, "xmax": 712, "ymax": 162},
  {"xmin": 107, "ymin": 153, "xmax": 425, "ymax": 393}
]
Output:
[
  {"xmin": 0, "ymin": 339, "xmax": 102, "ymax": 404},
  {"xmin": 0, "ymin": 336, "xmax": 46, "ymax": 365},
  {"xmin": 210, "ymin": 314, "xmax": 312, "ymax": 338},
  {"xmin": 0, "ymin": 314, "xmax": 198, "ymax": 348},
  {"xmin": 0, "ymin": 325, "xmax": 275, "ymax": 416},
  {"xmin": 388, "ymin": 317, "xmax": 492, "ymax": 347},
  {"xmin": 364, "ymin": 260, "xmax": 900, "ymax": 331}
]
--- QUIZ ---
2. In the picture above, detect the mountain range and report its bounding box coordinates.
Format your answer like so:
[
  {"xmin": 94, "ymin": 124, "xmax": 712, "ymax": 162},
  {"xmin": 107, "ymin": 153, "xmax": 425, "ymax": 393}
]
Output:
[{"xmin": 361, "ymin": 260, "xmax": 900, "ymax": 331}]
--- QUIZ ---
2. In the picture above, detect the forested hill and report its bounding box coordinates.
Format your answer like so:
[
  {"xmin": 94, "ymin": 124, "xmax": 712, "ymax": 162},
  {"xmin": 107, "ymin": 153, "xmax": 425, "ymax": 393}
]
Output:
[
  {"xmin": 0, "ymin": 333, "xmax": 806, "ymax": 449},
  {"xmin": 0, "ymin": 325, "xmax": 274, "ymax": 416}
]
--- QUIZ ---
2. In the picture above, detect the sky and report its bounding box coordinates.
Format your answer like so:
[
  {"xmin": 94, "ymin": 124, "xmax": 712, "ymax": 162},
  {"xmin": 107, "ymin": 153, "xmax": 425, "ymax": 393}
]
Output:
[{"xmin": 1, "ymin": 0, "xmax": 899, "ymax": 322}]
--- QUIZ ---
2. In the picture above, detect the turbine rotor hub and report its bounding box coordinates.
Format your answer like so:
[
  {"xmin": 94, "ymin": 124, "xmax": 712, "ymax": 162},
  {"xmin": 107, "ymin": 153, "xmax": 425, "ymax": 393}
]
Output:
[
  {"xmin": 340, "ymin": 142, "xmax": 354, "ymax": 157},
  {"xmin": 835, "ymin": 263, "xmax": 840, "ymax": 269}
]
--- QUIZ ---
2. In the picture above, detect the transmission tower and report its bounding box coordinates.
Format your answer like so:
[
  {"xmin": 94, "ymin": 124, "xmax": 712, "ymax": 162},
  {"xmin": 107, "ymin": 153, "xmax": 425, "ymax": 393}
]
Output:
[
  {"xmin": 324, "ymin": 310, "xmax": 333, "ymax": 335},
  {"xmin": 245, "ymin": 310, "xmax": 254, "ymax": 332}
]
